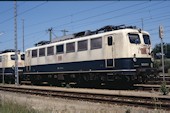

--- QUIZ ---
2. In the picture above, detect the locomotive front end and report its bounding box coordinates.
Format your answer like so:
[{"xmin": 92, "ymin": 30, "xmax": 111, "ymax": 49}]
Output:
[{"xmin": 127, "ymin": 30, "xmax": 156, "ymax": 82}]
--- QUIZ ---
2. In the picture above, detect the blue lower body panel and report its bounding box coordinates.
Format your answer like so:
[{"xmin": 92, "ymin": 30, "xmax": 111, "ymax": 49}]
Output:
[
  {"xmin": 0, "ymin": 67, "xmax": 24, "ymax": 75},
  {"xmin": 25, "ymin": 58, "xmax": 152, "ymax": 74}
]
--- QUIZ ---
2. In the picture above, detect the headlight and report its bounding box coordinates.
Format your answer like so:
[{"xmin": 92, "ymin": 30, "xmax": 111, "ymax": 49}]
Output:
[{"xmin": 133, "ymin": 54, "xmax": 137, "ymax": 62}]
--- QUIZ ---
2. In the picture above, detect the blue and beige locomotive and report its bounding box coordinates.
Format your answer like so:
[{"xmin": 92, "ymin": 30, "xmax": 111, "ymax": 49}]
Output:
[
  {"xmin": 22, "ymin": 25, "xmax": 155, "ymax": 87},
  {"xmin": 0, "ymin": 49, "xmax": 25, "ymax": 83}
]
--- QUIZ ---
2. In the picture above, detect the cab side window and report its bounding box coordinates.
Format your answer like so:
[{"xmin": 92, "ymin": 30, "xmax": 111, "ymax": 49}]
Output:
[
  {"xmin": 66, "ymin": 42, "xmax": 75, "ymax": 53},
  {"xmin": 39, "ymin": 48, "xmax": 45, "ymax": 57},
  {"xmin": 78, "ymin": 40, "xmax": 88, "ymax": 51},
  {"xmin": 11, "ymin": 54, "xmax": 16, "ymax": 60},
  {"xmin": 32, "ymin": 49, "xmax": 37, "ymax": 58},
  {"xmin": 91, "ymin": 37, "xmax": 102, "ymax": 50},
  {"xmin": 47, "ymin": 46, "xmax": 54, "ymax": 56},
  {"xmin": 56, "ymin": 44, "xmax": 64, "ymax": 54},
  {"xmin": 21, "ymin": 54, "xmax": 25, "ymax": 60},
  {"xmin": 108, "ymin": 36, "xmax": 113, "ymax": 46}
]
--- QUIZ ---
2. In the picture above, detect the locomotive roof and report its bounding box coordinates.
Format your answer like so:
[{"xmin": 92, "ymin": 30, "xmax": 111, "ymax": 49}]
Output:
[
  {"xmin": 28, "ymin": 25, "xmax": 148, "ymax": 50},
  {"xmin": 52, "ymin": 25, "xmax": 138, "ymax": 43},
  {"xmin": 34, "ymin": 25, "xmax": 138, "ymax": 47}
]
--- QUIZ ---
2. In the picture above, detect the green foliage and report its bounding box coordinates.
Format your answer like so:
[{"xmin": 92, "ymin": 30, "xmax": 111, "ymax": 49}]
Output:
[
  {"xmin": 0, "ymin": 99, "xmax": 39, "ymax": 113},
  {"xmin": 154, "ymin": 59, "xmax": 170, "ymax": 73},
  {"xmin": 66, "ymin": 83, "xmax": 71, "ymax": 88},
  {"xmin": 154, "ymin": 60, "xmax": 161, "ymax": 68},
  {"xmin": 125, "ymin": 109, "xmax": 131, "ymax": 113},
  {"xmin": 159, "ymin": 82, "xmax": 169, "ymax": 95},
  {"xmin": 152, "ymin": 43, "xmax": 170, "ymax": 58},
  {"xmin": 152, "ymin": 43, "xmax": 161, "ymax": 54}
]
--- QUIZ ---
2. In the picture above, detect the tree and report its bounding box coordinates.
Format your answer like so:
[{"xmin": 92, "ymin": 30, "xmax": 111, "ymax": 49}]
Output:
[{"xmin": 152, "ymin": 43, "xmax": 170, "ymax": 59}]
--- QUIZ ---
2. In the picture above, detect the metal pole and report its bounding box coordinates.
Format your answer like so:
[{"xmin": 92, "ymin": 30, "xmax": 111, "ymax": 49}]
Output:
[
  {"xmin": 161, "ymin": 38, "xmax": 165, "ymax": 82},
  {"xmin": 61, "ymin": 29, "xmax": 68, "ymax": 36},
  {"xmin": 48, "ymin": 28, "xmax": 52, "ymax": 42},
  {"xmin": 141, "ymin": 18, "xmax": 143, "ymax": 30},
  {"xmin": 2, "ymin": 68, "xmax": 4, "ymax": 84},
  {"xmin": 165, "ymin": 43, "xmax": 167, "ymax": 56},
  {"xmin": 14, "ymin": 1, "xmax": 19, "ymax": 85},
  {"xmin": 50, "ymin": 28, "xmax": 52, "ymax": 42},
  {"xmin": 2, "ymin": 56, "xmax": 5, "ymax": 84},
  {"xmin": 159, "ymin": 25, "xmax": 165, "ymax": 82},
  {"xmin": 22, "ymin": 19, "xmax": 25, "ymax": 52},
  {"xmin": 0, "ymin": 33, "xmax": 5, "ymax": 84}
]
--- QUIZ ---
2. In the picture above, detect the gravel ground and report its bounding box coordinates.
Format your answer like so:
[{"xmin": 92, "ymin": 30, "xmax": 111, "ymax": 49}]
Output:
[{"xmin": 0, "ymin": 91, "xmax": 169, "ymax": 113}]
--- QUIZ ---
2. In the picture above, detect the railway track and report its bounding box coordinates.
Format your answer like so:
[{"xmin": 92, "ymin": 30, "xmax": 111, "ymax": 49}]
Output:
[
  {"xmin": 0, "ymin": 85, "xmax": 170, "ymax": 110},
  {"xmin": 134, "ymin": 84, "xmax": 170, "ymax": 91}
]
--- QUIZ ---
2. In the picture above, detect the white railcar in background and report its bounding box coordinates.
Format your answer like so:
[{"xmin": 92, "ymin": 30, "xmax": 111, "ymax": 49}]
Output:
[{"xmin": 0, "ymin": 49, "xmax": 25, "ymax": 83}]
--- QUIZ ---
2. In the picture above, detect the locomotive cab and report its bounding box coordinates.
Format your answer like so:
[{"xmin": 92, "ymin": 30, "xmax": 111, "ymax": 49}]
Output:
[
  {"xmin": 127, "ymin": 30, "xmax": 155, "ymax": 82},
  {"xmin": 102, "ymin": 28, "xmax": 155, "ymax": 83},
  {"xmin": 128, "ymin": 31, "xmax": 152, "ymax": 68}
]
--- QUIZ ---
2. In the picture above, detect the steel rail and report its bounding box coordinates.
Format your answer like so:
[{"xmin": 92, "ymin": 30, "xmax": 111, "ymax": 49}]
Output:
[{"xmin": 0, "ymin": 85, "xmax": 170, "ymax": 110}]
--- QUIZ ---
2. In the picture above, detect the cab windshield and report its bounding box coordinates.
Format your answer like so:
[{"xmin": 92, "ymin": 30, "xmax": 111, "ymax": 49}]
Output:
[
  {"xmin": 143, "ymin": 34, "xmax": 151, "ymax": 44},
  {"xmin": 128, "ymin": 33, "xmax": 140, "ymax": 44}
]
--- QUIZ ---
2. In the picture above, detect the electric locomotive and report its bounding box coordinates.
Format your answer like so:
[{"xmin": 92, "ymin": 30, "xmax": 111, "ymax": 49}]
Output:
[{"xmin": 23, "ymin": 25, "xmax": 155, "ymax": 87}]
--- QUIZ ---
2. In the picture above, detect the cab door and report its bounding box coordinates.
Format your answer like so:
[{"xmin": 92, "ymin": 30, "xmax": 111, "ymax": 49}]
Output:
[{"xmin": 104, "ymin": 35, "xmax": 115, "ymax": 68}]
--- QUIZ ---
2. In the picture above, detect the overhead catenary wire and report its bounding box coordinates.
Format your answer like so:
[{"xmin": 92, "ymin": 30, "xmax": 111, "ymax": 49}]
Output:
[
  {"xmin": 0, "ymin": 30, "xmax": 45, "ymax": 44},
  {"xmin": 0, "ymin": 1, "xmax": 148, "ymax": 33},
  {"xmin": 0, "ymin": 2, "xmax": 119, "ymax": 36},
  {"xmin": 65, "ymin": 1, "xmax": 165, "ymax": 31},
  {"xmin": 5, "ymin": 1, "xmax": 170, "ymax": 36},
  {"xmin": 1, "ymin": 1, "xmax": 170, "ymax": 50},
  {"xmin": 0, "ymin": 1, "xmax": 117, "ymax": 39},
  {"xmin": 0, "ymin": 7, "xmax": 166, "ymax": 44},
  {"xmin": 1, "ymin": 1, "xmax": 165, "ymax": 34},
  {"xmin": 52, "ymin": 1, "xmax": 148, "ymax": 29},
  {"xmin": 25, "ymin": 1, "xmax": 117, "ymax": 29},
  {"xmin": 22, "ymin": 1, "xmax": 166, "ymax": 33},
  {"xmin": 50, "ymin": 1, "xmax": 165, "ymax": 32},
  {"xmin": 24, "ymin": 2, "xmax": 150, "ymax": 37},
  {"xmin": 0, "ymin": 1, "xmax": 47, "ymax": 25},
  {"xmin": 25, "ymin": 0, "xmax": 164, "ymax": 32},
  {"xmin": 0, "ymin": 2, "xmax": 25, "ymax": 14}
]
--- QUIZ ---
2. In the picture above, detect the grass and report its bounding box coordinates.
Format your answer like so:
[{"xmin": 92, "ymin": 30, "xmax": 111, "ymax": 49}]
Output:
[
  {"xmin": 159, "ymin": 82, "xmax": 169, "ymax": 95},
  {"xmin": 154, "ymin": 59, "xmax": 170, "ymax": 73},
  {"xmin": 0, "ymin": 93, "xmax": 169, "ymax": 113},
  {"xmin": 0, "ymin": 97, "xmax": 39, "ymax": 113}
]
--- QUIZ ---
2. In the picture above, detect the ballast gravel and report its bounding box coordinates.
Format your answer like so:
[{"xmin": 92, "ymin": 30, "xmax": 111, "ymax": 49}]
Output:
[{"xmin": 0, "ymin": 90, "xmax": 169, "ymax": 113}]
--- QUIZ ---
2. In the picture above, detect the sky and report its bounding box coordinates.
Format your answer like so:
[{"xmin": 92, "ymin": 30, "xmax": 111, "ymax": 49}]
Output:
[{"xmin": 0, "ymin": 1, "xmax": 170, "ymax": 51}]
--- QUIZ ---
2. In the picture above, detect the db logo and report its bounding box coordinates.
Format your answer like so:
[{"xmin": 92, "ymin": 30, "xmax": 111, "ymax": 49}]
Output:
[{"xmin": 58, "ymin": 56, "xmax": 62, "ymax": 61}]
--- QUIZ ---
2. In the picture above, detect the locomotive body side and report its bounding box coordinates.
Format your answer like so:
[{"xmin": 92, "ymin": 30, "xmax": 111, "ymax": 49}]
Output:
[
  {"xmin": 24, "ymin": 31, "xmax": 122, "ymax": 73},
  {"xmin": 23, "ymin": 27, "xmax": 154, "ymax": 86}
]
